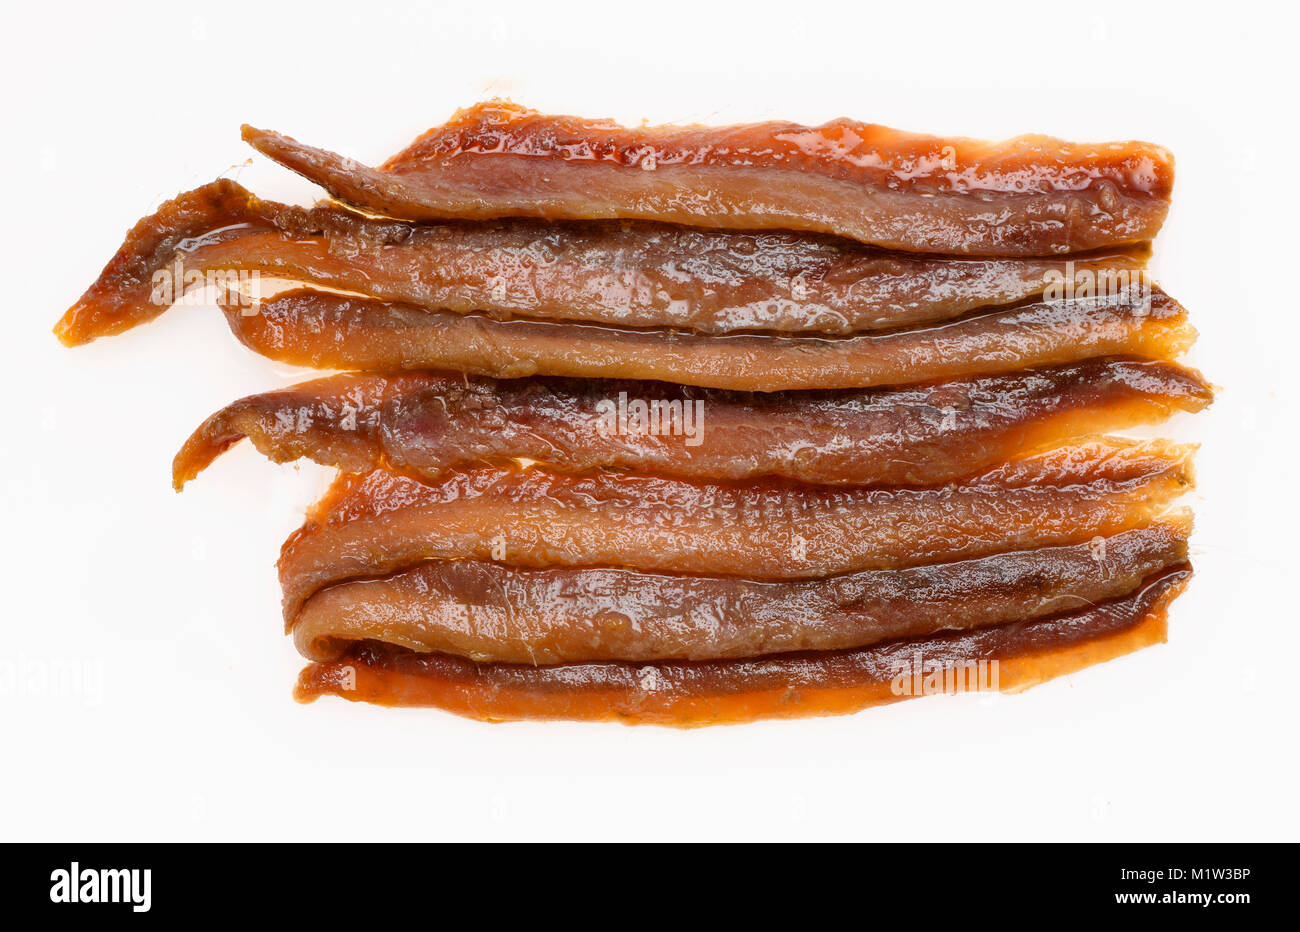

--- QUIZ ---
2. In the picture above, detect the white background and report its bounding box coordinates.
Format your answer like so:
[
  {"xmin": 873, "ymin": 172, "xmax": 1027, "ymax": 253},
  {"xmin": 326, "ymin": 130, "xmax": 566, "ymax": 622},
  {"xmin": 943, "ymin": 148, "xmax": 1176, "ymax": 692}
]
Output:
[{"xmin": 3, "ymin": 1, "xmax": 1296, "ymax": 841}]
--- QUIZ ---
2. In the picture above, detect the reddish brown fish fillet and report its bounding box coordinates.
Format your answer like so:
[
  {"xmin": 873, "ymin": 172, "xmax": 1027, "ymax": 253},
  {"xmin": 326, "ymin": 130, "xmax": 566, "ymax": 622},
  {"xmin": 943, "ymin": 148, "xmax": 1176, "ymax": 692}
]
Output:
[
  {"xmin": 291, "ymin": 520, "xmax": 1189, "ymax": 664},
  {"xmin": 52, "ymin": 180, "xmax": 1151, "ymax": 346},
  {"xmin": 293, "ymin": 565, "xmax": 1191, "ymax": 724},
  {"xmin": 220, "ymin": 286, "xmax": 1193, "ymax": 392},
  {"xmin": 277, "ymin": 440, "xmax": 1194, "ymax": 620},
  {"xmin": 243, "ymin": 101, "xmax": 1173, "ymax": 255},
  {"xmin": 174, "ymin": 359, "xmax": 1212, "ymax": 490}
]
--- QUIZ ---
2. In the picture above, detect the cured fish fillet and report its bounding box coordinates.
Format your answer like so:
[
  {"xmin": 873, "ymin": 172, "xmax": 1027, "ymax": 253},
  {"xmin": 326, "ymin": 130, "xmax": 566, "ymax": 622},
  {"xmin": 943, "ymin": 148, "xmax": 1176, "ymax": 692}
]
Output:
[
  {"xmin": 277, "ymin": 440, "xmax": 1194, "ymax": 620},
  {"xmin": 293, "ymin": 565, "xmax": 1192, "ymax": 724},
  {"xmin": 290, "ymin": 521, "xmax": 1190, "ymax": 664},
  {"xmin": 174, "ymin": 359, "xmax": 1212, "ymax": 490},
  {"xmin": 243, "ymin": 101, "xmax": 1173, "ymax": 255},
  {"xmin": 52, "ymin": 180, "xmax": 1150, "ymax": 345},
  {"xmin": 218, "ymin": 286, "xmax": 1193, "ymax": 392},
  {"xmin": 47, "ymin": 106, "xmax": 1203, "ymax": 727}
]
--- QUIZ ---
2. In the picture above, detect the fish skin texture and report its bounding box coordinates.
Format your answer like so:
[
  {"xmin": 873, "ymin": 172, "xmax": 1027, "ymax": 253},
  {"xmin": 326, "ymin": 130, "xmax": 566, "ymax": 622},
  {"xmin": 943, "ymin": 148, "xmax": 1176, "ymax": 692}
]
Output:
[
  {"xmin": 173, "ymin": 359, "xmax": 1211, "ymax": 490},
  {"xmin": 53, "ymin": 179, "xmax": 1153, "ymax": 344},
  {"xmin": 243, "ymin": 101, "xmax": 1172, "ymax": 255},
  {"xmin": 293, "ymin": 566, "xmax": 1191, "ymax": 725},
  {"xmin": 276, "ymin": 439, "xmax": 1194, "ymax": 622}
]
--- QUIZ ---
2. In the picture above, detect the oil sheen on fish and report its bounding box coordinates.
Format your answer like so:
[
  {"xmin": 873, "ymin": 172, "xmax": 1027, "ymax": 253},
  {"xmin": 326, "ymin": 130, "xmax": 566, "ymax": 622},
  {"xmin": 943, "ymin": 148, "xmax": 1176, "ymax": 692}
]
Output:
[
  {"xmin": 243, "ymin": 101, "xmax": 1174, "ymax": 255},
  {"xmin": 293, "ymin": 566, "xmax": 1191, "ymax": 724},
  {"xmin": 217, "ymin": 285, "xmax": 1194, "ymax": 392},
  {"xmin": 276, "ymin": 439, "xmax": 1194, "ymax": 620},
  {"xmin": 174, "ymin": 359, "xmax": 1212, "ymax": 490},
  {"xmin": 290, "ymin": 521, "xmax": 1190, "ymax": 664},
  {"xmin": 52, "ymin": 180, "xmax": 1151, "ymax": 345}
]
